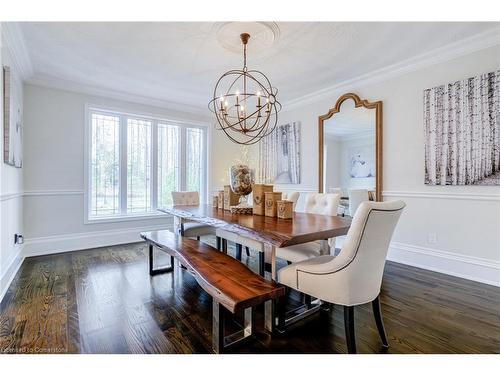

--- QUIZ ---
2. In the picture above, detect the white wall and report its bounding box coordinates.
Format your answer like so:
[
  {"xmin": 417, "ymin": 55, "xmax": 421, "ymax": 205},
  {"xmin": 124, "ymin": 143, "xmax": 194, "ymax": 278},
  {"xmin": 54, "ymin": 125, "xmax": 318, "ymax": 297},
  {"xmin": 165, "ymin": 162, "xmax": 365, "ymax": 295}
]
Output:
[
  {"xmin": 0, "ymin": 24, "xmax": 25, "ymax": 299},
  {"xmin": 22, "ymin": 84, "xmax": 210, "ymax": 256},
  {"xmin": 273, "ymin": 45, "xmax": 500, "ymax": 285}
]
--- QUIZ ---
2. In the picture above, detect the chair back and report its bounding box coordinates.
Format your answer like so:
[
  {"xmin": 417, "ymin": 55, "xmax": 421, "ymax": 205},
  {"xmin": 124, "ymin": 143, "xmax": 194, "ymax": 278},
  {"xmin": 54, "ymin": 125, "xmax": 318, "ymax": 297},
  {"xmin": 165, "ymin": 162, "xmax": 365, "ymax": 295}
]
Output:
[
  {"xmin": 282, "ymin": 192, "xmax": 300, "ymax": 209},
  {"xmin": 348, "ymin": 189, "xmax": 369, "ymax": 216},
  {"xmin": 304, "ymin": 193, "xmax": 340, "ymax": 216},
  {"xmin": 335, "ymin": 200, "xmax": 405, "ymax": 304},
  {"xmin": 171, "ymin": 191, "xmax": 200, "ymax": 205}
]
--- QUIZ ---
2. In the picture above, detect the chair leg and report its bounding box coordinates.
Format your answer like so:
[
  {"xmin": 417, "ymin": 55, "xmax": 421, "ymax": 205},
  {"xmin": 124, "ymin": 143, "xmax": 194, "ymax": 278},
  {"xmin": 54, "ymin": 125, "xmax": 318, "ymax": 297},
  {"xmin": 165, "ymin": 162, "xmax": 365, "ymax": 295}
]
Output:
[
  {"xmin": 258, "ymin": 252, "xmax": 265, "ymax": 276},
  {"xmin": 343, "ymin": 306, "xmax": 357, "ymax": 354},
  {"xmin": 245, "ymin": 246, "xmax": 250, "ymax": 257},
  {"xmin": 221, "ymin": 239, "xmax": 228, "ymax": 254},
  {"xmin": 216, "ymin": 236, "xmax": 221, "ymax": 250},
  {"xmin": 235, "ymin": 244, "xmax": 242, "ymax": 261},
  {"xmin": 372, "ymin": 295, "xmax": 389, "ymax": 348}
]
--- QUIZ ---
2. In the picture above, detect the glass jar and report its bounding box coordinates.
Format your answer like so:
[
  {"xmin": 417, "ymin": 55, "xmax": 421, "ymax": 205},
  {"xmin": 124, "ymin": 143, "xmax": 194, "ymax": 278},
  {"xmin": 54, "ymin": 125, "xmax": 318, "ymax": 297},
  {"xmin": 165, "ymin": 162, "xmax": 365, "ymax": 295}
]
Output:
[{"xmin": 229, "ymin": 164, "xmax": 255, "ymax": 207}]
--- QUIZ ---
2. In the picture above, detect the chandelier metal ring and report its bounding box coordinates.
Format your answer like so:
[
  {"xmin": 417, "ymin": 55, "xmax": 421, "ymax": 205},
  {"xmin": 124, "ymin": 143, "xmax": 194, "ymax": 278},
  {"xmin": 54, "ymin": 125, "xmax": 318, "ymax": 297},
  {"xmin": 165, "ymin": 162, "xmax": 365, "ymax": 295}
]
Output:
[{"xmin": 209, "ymin": 33, "xmax": 281, "ymax": 145}]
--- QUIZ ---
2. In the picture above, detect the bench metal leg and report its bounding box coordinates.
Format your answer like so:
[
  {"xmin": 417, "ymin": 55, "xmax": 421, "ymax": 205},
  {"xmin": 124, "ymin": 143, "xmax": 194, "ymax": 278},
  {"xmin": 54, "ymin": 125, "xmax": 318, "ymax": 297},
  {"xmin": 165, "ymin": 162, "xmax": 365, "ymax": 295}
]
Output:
[
  {"xmin": 264, "ymin": 300, "xmax": 274, "ymax": 333},
  {"xmin": 212, "ymin": 300, "xmax": 253, "ymax": 354},
  {"xmin": 212, "ymin": 300, "xmax": 225, "ymax": 354},
  {"xmin": 148, "ymin": 244, "xmax": 174, "ymax": 276}
]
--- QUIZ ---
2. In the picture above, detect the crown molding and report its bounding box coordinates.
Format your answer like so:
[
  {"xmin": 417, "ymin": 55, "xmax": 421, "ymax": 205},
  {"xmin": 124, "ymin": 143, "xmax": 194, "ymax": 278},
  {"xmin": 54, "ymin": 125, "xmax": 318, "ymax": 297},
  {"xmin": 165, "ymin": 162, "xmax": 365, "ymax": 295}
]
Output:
[
  {"xmin": 1, "ymin": 22, "xmax": 34, "ymax": 79},
  {"xmin": 25, "ymin": 74, "xmax": 212, "ymax": 121},
  {"xmin": 282, "ymin": 26, "xmax": 500, "ymax": 111}
]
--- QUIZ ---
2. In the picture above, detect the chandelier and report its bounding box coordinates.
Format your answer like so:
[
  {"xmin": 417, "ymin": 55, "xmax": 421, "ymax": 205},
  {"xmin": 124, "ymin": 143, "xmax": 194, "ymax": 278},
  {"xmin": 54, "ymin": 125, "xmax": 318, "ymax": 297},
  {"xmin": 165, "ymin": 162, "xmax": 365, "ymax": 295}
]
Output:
[{"xmin": 209, "ymin": 33, "xmax": 281, "ymax": 145}]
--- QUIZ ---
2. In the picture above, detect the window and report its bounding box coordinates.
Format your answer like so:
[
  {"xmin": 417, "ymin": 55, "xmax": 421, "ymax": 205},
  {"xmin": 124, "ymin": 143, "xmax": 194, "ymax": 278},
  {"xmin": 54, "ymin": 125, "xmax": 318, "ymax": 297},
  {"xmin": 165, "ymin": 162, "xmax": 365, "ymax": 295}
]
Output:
[{"xmin": 86, "ymin": 107, "xmax": 207, "ymax": 221}]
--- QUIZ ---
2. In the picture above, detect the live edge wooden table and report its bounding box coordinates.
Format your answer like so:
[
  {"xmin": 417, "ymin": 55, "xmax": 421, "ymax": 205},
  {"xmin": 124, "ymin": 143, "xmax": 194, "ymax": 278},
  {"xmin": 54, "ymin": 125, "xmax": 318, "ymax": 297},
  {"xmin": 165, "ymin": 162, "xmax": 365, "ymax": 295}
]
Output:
[{"xmin": 158, "ymin": 204, "xmax": 352, "ymax": 332}]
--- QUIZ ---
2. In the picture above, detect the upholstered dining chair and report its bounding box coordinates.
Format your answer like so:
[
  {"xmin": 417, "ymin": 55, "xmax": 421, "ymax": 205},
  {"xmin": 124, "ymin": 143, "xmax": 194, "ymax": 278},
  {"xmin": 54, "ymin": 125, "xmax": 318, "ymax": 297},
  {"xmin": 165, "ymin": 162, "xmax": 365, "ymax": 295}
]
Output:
[
  {"xmin": 348, "ymin": 189, "xmax": 369, "ymax": 217},
  {"xmin": 275, "ymin": 193, "xmax": 340, "ymax": 263},
  {"xmin": 277, "ymin": 200, "xmax": 406, "ymax": 353},
  {"xmin": 282, "ymin": 191, "xmax": 300, "ymax": 210},
  {"xmin": 171, "ymin": 191, "xmax": 216, "ymax": 240}
]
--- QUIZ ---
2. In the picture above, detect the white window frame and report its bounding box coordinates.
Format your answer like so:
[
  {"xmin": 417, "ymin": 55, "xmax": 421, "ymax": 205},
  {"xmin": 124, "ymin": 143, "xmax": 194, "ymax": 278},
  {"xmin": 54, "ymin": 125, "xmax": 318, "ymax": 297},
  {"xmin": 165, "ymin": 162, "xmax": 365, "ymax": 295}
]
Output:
[{"xmin": 84, "ymin": 104, "xmax": 209, "ymax": 224}]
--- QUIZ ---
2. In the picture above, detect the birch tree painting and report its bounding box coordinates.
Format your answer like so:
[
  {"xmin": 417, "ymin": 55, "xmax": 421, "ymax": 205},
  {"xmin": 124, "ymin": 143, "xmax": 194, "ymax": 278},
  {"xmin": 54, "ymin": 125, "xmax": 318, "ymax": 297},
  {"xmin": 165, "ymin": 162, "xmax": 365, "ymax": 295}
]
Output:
[
  {"xmin": 259, "ymin": 122, "xmax": 301, "ymax": 184},
  {"xmin": 424, "ymin": 70, "xmax": 500, "ymax": 186}
]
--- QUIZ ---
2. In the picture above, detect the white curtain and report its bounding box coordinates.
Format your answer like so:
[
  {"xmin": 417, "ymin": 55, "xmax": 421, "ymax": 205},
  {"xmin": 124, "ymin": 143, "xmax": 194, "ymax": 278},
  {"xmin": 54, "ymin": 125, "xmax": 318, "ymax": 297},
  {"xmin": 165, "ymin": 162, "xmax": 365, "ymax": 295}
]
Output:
[
  {"xmin": 424, "ymin": 70, "xmax": 500, "ymax": 185},
  {"xmin": 259, "ymin": 122, "xmax": 301, "ymax": 184}
]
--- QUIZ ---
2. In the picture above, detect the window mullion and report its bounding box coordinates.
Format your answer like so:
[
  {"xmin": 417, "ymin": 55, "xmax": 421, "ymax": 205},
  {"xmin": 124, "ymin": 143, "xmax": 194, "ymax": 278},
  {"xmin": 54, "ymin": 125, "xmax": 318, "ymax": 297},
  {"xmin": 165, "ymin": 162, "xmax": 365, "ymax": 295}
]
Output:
[
  {"xmin": 180, "ymin": 126, "xmax": 187, "ymax": 191},
  {"xmin": 151, "ymin": 120, "xmax": 158, "ymax": 211},
  {"xmin": 119, "ymin": 115, "xmax": 128, "ymax": 214}
]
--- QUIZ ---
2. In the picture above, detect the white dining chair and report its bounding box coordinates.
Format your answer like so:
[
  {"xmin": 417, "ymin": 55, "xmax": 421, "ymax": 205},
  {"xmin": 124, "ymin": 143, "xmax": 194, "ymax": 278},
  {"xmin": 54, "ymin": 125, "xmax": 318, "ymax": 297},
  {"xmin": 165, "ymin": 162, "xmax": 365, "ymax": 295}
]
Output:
[
  {"xmin": 275, "ymin": 193, "xmax": 341, "ymax": 264},
  {"xmin": 171, "ymin": 191, "xmax": 216, "ymax": 239},
  {"xmin": 282, "ymin": 191, "xmax": 300, "ymax": 210},
  {"xmin": 348, "ymin": 189, "xmax": 369, "ymax": 217},
  {"xmin": 277, "ymin": 200, "xmax": 406, "ymax": 353}
]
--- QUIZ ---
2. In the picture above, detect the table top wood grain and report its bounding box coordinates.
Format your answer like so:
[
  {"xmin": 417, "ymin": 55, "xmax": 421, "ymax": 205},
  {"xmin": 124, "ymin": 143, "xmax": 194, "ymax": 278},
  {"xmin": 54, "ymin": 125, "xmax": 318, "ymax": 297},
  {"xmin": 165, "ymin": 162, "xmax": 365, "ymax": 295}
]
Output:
[{"xmin": 159, "ymin": 204, "xmax": 351, "ymax": 248}]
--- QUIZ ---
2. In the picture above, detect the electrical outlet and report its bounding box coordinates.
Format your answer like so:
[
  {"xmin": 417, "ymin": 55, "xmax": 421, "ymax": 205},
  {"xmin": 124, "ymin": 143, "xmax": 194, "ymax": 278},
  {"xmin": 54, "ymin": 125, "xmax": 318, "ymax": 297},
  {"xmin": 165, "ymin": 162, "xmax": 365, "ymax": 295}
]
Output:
[
  {"xmin": 427, "ymin": 233, "xmax": 437, "ymax": 244},
  {"xmin": 14, "ymin": 234, "xmax": 24, "ymax": 245}
]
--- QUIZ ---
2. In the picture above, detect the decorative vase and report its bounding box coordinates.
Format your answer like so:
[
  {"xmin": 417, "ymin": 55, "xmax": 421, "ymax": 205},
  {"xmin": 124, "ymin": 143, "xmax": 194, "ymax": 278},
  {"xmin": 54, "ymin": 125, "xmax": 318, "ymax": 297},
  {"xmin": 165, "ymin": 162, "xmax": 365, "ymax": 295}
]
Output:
[{"xmin": 229, "ymin": 164, "xmax": 255, "ymax": 207}]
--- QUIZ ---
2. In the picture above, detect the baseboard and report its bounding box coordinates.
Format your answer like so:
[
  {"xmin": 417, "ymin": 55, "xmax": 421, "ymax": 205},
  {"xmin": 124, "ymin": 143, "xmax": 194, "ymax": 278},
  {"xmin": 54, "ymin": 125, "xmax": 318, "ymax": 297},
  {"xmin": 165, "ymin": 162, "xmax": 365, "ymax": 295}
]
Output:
[
  {"xmin": 388, "ymin": 242, "xmax": 500, "ymax": 287},
  {"xmin": 23, "ymin": 221, "xmax": 173, "ymax": 258},
  {"xmin": 0, "ymin": 249, "xmax": 24, "ymax": 303}
]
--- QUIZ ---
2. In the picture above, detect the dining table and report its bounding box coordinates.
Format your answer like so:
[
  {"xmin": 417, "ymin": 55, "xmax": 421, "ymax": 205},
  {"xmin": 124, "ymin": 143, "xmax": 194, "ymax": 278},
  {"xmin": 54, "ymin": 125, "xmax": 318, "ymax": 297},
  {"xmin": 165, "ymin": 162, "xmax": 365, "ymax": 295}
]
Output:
[
  {"xmin": 158, "ymin": 204, "xmax": 352, "ymax": 331},
  {"xmin": 159, "ymin": 204, "xmax": 351, "ymax": 278}
]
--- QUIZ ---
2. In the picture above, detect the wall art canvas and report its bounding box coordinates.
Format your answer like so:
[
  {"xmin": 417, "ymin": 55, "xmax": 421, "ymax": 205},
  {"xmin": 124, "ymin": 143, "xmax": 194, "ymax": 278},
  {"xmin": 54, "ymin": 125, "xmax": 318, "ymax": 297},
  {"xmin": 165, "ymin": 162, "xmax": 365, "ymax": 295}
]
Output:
[
  {"xmin": 424, "ymin": 70, "xmax": 499, "ymax": 185},
  {"xmin": 259, "ymin": 122, "xmax": 301, "ymax": 184},
  {"xmin": 348, "ymin": 145, "xmax": 375, "ymax": 178},
  {"xmin": 3, "ymin": 66, "xmax": 23, "ymax": 168}
]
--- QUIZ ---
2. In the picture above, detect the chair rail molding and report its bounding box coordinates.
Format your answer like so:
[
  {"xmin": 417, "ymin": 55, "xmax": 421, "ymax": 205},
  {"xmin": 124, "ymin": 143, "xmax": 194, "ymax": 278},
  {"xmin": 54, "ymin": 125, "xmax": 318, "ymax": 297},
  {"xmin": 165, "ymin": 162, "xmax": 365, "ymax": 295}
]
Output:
[
  {"xmin": 23, "ymin": 189, "xmax": 85, "ymax": 197},
  {"xmin": 382, "ymin": 190, "xmax": 500, "ymax": 202}
]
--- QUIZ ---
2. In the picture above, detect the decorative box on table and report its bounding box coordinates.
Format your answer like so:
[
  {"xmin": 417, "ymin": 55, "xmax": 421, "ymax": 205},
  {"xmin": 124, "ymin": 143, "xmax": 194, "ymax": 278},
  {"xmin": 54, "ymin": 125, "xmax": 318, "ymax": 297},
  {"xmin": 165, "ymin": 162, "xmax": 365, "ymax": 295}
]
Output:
[
  {"xmin": 224, "ymin": 185, "xmax": 239, "ymax": 211},
  {"xmin": 217, "ymin": 190, "xmax": 225, "ymax": 210},
  {"xmin": 253, "ymin": 184, "xmax": 273, "ymax": 215},
  {"xmin": 277, "ymin": 200, "xmax": 293, "ymax": 219},
  {"xmin": 264, "ymin": 192, "xmax": 282, "ymax": 217}
]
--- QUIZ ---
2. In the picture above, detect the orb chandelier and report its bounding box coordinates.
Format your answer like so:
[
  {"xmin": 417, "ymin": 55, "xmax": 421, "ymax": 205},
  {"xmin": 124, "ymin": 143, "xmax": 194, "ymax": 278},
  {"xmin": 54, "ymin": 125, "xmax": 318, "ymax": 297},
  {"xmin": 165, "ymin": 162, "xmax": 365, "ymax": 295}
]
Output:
[{"xmin": 209, "ymin": 33, "xmax": 281, "ymax": 145}]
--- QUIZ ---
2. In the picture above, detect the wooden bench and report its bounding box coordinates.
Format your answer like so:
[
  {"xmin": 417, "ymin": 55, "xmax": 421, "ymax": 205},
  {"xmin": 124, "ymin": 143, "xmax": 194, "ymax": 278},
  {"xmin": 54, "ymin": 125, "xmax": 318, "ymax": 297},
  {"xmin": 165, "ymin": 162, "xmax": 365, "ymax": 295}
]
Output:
[{"xmin": 140, "ymin": 230, "xmax": 285, "ymax": 353}]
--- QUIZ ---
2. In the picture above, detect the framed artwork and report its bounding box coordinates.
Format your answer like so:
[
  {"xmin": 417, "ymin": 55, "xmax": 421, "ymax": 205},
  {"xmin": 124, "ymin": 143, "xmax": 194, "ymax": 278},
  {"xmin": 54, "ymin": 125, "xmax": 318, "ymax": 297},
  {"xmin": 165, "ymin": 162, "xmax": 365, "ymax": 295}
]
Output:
[
  {"xmin": 259, "ymin": 122, "xmax": 301, "ymax": 184},
  {"xmin": 3, "ymin": 66, "xmax": 23, "ymax": 168},
  {"xmin": 424, "ymin": 70, "xmax": 499, "ymax": 185}
]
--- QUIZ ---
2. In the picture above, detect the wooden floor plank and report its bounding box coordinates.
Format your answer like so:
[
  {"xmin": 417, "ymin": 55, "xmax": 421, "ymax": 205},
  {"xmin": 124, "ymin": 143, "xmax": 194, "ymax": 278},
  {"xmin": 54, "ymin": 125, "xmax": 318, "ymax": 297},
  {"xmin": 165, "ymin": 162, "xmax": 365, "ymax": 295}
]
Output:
[{"xmin": 0, "ymin": 240, "xmax": 499, "ymax": 354}]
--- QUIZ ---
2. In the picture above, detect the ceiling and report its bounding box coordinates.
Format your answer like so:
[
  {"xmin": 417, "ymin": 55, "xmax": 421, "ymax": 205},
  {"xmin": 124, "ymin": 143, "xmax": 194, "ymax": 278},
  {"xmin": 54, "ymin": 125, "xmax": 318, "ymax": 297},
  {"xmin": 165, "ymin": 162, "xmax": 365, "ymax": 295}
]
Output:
[{"xmin": 17, "ymin": 22, "xmax": 500, "ymax": 112}]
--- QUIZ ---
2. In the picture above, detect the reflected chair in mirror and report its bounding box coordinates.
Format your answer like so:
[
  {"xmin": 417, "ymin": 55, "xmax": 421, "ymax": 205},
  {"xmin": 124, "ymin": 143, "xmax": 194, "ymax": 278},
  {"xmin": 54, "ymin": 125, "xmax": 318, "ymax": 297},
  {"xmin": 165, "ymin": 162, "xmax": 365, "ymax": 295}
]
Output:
[
  {"xmin": 348, "ymin": 189, "xmax": 369, "ymax": 217},
  {"xmin": 277, "ymin": 200, "xmax": 406, "ymax": 353},
  {"xmin": 171, "ymin": 191, "xmax": 216, "ymax": 240},
  {"xmin": 275, "ymin": 193, "xmax": 340, "ymax": 264}
]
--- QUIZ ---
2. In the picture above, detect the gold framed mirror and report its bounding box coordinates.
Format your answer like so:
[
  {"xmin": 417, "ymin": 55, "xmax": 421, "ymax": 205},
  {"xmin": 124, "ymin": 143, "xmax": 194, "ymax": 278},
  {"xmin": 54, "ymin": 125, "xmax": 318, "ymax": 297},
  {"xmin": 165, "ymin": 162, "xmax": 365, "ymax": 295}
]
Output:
[{"xmin": 318, "ymin": 93, "xmax": 383, "ymax": 201}]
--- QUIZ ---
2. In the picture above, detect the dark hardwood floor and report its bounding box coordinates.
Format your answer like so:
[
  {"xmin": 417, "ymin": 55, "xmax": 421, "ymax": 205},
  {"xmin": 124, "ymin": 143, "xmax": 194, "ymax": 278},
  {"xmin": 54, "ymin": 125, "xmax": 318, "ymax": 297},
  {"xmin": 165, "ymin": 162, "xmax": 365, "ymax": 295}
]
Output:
[{"xmin": 0, "ymin": 240, "xmax": 499, "ymax": 354}]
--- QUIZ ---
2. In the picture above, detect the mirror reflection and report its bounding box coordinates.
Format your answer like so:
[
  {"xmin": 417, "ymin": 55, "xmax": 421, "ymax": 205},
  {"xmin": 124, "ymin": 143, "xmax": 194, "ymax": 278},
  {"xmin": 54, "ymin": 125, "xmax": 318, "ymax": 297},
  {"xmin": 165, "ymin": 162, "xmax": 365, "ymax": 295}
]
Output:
[{"xmin": 323, "ymin": 99, "xmax": 376, "ymax": 216}]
